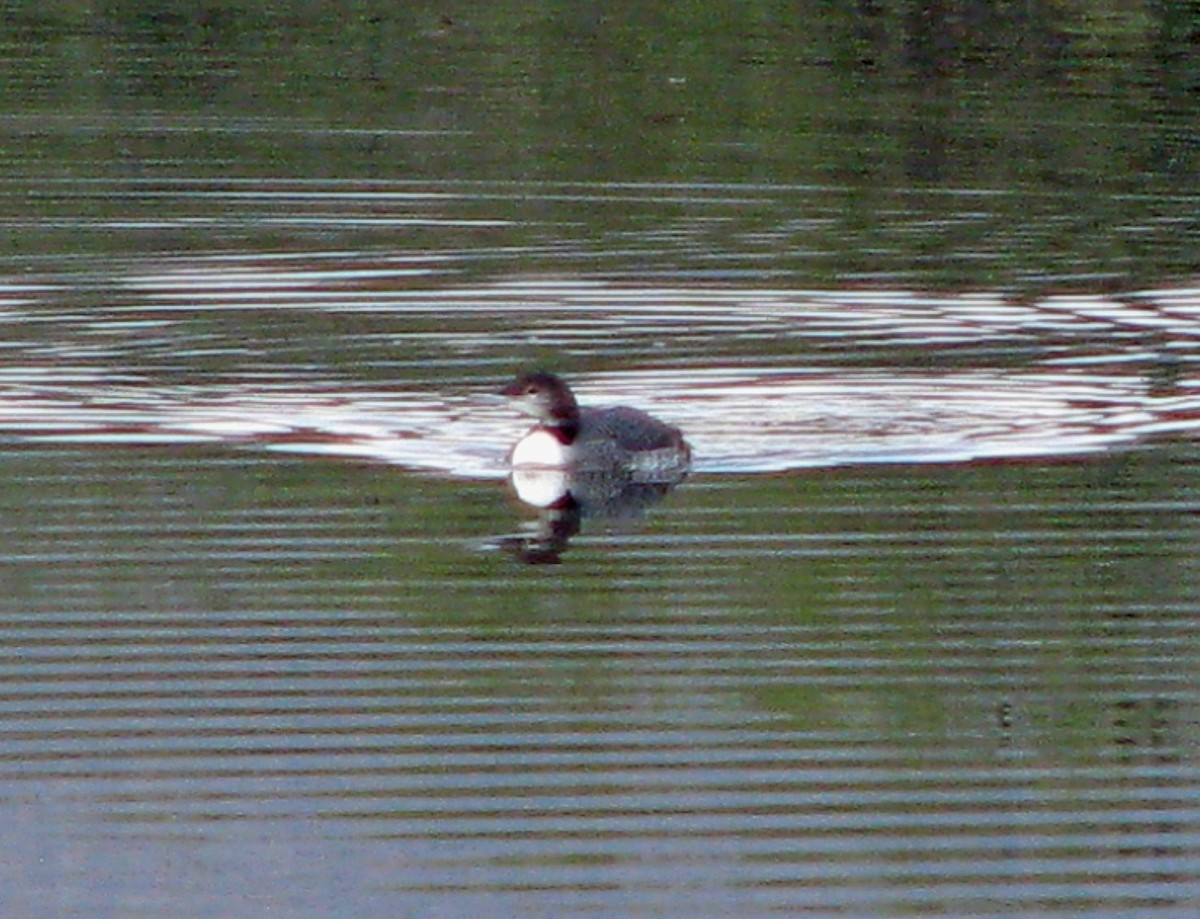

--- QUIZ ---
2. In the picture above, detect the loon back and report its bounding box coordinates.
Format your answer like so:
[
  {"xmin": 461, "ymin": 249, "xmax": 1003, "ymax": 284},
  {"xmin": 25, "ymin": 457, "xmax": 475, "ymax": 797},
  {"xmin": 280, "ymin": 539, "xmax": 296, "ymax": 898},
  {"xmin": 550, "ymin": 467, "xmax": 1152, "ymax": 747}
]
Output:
[{"xmin": 579, "ymin": 406, "xmax": 687, "ymax": 453}]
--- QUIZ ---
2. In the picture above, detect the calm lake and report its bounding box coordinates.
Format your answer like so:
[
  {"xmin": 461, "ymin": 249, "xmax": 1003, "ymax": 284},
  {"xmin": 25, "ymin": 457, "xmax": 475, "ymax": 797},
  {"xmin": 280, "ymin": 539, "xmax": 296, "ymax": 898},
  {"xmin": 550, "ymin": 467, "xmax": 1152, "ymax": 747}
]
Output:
[{"xmin": 2, "ymin": 4, "xmax": 1200, "ymax": 918}]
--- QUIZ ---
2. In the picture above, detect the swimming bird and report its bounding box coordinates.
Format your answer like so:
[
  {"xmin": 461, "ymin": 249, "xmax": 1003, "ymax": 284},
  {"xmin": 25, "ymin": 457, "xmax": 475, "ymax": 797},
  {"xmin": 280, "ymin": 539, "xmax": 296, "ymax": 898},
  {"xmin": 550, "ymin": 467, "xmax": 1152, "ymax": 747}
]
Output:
[{"xmin": 500, "ymin": 371, "xmax": 691, "ymax": 475}]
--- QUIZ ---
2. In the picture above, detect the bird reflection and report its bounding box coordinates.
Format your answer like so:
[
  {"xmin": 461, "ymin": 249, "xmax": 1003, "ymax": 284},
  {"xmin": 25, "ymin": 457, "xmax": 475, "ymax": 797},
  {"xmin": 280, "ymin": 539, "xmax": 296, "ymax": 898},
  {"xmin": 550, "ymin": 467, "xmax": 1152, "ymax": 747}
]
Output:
[{"xmin": 497, "ymin": 463, "xmax": 687, "ymax": 564}]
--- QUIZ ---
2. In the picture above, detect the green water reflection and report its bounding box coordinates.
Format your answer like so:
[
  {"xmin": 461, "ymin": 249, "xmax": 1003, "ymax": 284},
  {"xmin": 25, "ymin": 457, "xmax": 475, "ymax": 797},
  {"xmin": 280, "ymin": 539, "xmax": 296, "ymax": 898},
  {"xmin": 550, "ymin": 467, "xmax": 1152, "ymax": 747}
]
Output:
[
  {"xmin": 5, "ymin": 2, "xmax": 1197, "ymax": 185},
  {"xmin": 2, "ymin": 2, "xmax": 1198, "ymax": 289},
  {"xmin": 4, "ymin": 442, "xmax": 1196, "ymax": 700},
  {"xmin": 0, "ymin": 443, "xmax": 1198, "ymax": 913}
]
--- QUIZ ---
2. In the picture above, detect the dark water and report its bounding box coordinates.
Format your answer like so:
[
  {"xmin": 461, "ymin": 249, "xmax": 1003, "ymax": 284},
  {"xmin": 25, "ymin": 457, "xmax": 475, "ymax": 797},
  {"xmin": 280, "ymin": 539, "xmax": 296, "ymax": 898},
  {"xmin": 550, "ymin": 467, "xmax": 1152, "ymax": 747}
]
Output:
[{"xmin": 3, "ymin": 5, "xmax": 1200, "ymax": 918}]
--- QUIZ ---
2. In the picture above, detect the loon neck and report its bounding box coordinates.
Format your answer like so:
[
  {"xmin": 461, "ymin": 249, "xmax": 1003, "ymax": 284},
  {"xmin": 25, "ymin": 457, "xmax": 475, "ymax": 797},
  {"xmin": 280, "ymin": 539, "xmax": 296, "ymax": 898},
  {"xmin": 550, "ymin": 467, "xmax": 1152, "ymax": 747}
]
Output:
[{"xmin": 544, "ymin": 418, "xmax": 580, "ymax": 444}]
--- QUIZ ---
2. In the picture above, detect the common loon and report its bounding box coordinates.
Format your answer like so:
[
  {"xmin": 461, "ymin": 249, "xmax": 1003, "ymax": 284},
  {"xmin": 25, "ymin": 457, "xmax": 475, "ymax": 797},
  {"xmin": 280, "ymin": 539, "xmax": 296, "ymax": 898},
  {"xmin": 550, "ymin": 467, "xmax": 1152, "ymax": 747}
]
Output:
[{"xmin": 501, "ymin": 371, "xmax": 691, "ymax": 474}]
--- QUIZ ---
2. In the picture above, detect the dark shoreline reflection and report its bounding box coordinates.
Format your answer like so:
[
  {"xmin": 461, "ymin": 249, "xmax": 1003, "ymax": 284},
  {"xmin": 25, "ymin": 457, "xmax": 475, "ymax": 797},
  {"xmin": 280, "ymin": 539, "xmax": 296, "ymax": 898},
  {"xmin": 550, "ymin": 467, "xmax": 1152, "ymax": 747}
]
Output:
[{"xmin": 495, "ymin": 464, "xmax": 688, "ymax": 564}]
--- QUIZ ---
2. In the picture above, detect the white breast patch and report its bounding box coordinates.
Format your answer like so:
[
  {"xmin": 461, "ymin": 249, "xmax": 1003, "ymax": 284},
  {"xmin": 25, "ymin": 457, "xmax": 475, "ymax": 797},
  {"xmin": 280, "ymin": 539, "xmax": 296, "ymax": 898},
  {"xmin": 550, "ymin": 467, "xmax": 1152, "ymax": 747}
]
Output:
[{"xmin": 510, "ymin": 429, "xmax": 573, "ymax": 468}]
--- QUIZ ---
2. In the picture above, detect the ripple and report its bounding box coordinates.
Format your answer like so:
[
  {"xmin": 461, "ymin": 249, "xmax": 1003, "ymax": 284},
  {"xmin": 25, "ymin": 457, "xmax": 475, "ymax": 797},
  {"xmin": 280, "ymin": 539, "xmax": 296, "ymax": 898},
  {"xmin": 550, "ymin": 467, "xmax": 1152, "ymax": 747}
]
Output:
[{"xmin": 1, "ymin": 274, "xmax": 1200, "ymax": 475}]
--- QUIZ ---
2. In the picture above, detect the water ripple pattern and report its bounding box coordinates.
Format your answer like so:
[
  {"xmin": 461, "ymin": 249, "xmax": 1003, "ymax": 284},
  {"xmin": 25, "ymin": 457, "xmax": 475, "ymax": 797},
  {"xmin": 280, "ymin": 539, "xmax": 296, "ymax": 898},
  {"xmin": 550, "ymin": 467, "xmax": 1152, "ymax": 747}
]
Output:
[
  {"xmin": 2, "ymin": 251, "xmax": 1200, "ymax": 475},
  {"xmin": 1, "ymin": 447, "xmax": 1199, "ymax": 916}
]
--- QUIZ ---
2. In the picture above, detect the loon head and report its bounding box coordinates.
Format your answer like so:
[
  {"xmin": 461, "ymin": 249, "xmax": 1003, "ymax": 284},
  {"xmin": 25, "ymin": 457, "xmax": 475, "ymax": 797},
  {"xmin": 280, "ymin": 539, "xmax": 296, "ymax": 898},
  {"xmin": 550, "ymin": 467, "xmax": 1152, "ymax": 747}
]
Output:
[{"xmin": 501, "ymin": 371, "xmax": 580, "ymax": 429}]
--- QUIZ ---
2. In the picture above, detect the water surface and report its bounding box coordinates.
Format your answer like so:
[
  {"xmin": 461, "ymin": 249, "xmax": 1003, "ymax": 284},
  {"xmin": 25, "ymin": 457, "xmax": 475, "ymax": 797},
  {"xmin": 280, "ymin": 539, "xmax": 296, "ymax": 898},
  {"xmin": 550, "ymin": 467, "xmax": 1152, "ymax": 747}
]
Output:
[
  {"xmin": 2, "ymin": 444, "xmax": 1200, "ymax": 918},
  {"xmin": 3, "ymin": 5, "xmax": 1200, "ymax": 918}
]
